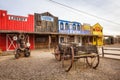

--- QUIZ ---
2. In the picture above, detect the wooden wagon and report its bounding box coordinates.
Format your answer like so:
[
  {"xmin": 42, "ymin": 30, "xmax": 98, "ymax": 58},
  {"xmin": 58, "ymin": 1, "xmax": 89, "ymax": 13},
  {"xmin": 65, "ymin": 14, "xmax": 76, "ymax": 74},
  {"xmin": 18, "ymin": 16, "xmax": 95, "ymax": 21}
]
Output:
[{"xmin": 54, "ymin": 42, "xmax": 100, "ymax": 72}]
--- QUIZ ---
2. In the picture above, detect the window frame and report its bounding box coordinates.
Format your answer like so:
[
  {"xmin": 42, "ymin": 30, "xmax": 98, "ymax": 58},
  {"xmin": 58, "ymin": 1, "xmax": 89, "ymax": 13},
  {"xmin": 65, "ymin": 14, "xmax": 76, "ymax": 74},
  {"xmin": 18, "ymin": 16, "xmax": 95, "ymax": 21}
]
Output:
[
  {"xmin": 65, "ymin": 23, "xmax": 69, "ymax": 30},
  {"xmin": 77, "ymin": 24, "xmax": 80, "ymax": 30},
  {"xmin": 60, "ymin": 22, "xmax": 64, "ymax": 30},
  {"xmin": 72, "ymin": 24, "xmax": 76, "ymax": 30}
]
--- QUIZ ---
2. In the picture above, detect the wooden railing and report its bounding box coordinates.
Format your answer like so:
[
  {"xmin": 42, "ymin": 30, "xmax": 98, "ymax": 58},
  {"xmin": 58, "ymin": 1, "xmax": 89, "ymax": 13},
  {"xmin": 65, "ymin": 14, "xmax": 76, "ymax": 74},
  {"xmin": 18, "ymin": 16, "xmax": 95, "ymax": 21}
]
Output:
[{"xmin": 102, "ymin": 47, "xmax": 120, "ymax": 59}]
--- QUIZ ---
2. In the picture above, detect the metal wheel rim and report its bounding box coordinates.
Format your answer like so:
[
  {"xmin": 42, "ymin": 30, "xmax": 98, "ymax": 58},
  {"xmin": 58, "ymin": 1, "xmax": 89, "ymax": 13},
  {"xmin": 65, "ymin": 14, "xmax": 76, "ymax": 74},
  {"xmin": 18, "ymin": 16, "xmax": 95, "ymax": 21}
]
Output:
[
  {"xmin": 86, "ymin": 53, "xmax": 99, "ymax": 69},
  {"xmin": 62, "ymin": 47, "xmax": 74, "ymax": 72},
  {"xmin": 15, "ymin": 53, "xmax": 20, "ymax": 59}
]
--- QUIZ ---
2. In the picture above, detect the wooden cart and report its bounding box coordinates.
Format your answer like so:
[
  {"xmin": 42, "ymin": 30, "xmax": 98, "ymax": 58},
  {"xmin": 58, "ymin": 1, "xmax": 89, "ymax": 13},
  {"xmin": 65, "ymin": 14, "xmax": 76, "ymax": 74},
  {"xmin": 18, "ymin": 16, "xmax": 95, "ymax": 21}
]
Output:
[{"xmin": 54, "ymin": 42, "xmax": 99, "ymax": 72}]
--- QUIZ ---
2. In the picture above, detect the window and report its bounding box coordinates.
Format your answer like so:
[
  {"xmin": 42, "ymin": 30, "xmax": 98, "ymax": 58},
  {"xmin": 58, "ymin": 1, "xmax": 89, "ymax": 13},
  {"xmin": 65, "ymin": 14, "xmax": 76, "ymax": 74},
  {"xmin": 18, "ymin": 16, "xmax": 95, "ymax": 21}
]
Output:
[
  {"xmin": 68, "ymin": 36, "xmax": 74, "ymax": 42},
  {"xmin": 60, "ymin": 37, "xmax": 64, "ymax": 43},
  {"xmin": 37, "ymin": 21, "xmax": 41, "ymax": 26},
  {"xmin": 73, "ymin": 24, "xmax": 76, "ymax": 30},
  {"xmin": 60, "ymin": 22, "xmax": 64, "ymax": 30},
  {"xmin": 94, "ymin": 38, "xmax": 96, "ymax": 41},
  {"xmin": 36, "ymin": 37, "xmax": 47, "ymax": 43},
  {"xmin": 77, "ymin": 24, "xmax": 80, "ymax": 30},
  {"xmin": 65, "ymin": 23, "xmax": 69, "ymax": 30}
]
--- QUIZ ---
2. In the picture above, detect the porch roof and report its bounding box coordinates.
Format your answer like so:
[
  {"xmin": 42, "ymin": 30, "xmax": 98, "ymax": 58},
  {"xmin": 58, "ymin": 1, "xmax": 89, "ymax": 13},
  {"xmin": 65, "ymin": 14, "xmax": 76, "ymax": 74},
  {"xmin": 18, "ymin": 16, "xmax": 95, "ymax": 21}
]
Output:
[{"xmin": 0, "ymin": 30, "xmax": 100, "ymax": 37}]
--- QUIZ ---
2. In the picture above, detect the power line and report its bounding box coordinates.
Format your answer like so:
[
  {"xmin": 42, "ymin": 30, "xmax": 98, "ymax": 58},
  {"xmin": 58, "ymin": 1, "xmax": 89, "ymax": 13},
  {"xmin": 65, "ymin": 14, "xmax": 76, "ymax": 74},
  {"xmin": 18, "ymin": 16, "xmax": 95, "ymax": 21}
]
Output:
[{"xmin": 49, "ymin": 0, "xmax": 120, "ymax": 25}]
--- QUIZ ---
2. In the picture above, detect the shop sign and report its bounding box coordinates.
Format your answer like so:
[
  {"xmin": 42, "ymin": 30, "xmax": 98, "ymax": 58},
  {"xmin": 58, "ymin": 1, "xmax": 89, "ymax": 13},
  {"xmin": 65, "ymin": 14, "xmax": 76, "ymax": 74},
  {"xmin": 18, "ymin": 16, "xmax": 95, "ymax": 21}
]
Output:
[
  {"xmin": 93, "ymin": 23, "xmax": 102, "ymax": 32},
  {"xmin": 83, "ymin": 25, "xmax": 91, "ymax": 30},
  {"xmin": 41, "ymin": 16, "xmax": 54, "ymax": 22},
  {"xmin": 94, "ymin": 26, "xmax": 101, "ymax": 31}
]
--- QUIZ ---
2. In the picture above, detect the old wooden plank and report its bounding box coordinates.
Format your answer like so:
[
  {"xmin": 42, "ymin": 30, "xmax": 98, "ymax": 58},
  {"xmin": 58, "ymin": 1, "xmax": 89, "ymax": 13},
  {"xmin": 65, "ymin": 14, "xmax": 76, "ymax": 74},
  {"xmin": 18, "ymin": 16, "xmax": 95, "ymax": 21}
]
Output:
[
  {"xmin": 74, "ymin": 53, "xmax": 99, "ymax": 58},
  {"xmin": 104, "ymin": 53, "xmax": 120, "ymax": 56}
]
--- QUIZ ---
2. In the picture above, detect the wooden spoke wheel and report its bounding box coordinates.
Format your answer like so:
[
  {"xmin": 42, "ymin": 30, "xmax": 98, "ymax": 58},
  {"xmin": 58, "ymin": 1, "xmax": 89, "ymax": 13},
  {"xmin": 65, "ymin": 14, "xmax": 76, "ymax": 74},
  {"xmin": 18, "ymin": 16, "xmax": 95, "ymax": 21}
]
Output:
[
  {"xmin": 62, "ymin": 47, "xmax": 74, "ymax": 72},
  {"xmin": 54, "ymin": 46, "xmax": 61, "ymax": 61},
  {"xmin": 15, "ymin": 53, "xmax": 20, "ymax": 59},
  {"xmin": 86, "ymin": 53, "xmax": 99, "ymax": 69},
  {"xmin": 15, "ymin": 49, "xmax": 21, "ymax": 59}
]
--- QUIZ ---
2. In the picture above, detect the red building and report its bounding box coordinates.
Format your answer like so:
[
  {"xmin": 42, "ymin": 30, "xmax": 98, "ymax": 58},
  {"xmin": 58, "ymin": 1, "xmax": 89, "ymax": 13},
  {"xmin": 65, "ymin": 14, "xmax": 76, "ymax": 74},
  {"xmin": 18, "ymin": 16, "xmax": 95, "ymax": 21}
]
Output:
[{"xmin": 0, "ymin": 10, "xmax": 34, "ymax": 51}]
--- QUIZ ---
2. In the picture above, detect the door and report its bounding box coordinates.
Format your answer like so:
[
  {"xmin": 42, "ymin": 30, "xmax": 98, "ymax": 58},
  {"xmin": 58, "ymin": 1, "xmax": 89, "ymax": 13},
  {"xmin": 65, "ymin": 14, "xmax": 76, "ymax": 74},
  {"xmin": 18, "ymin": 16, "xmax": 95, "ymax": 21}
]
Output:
[
  {"xmin": 6, "ymin": 34, "xmax": 17, "ymax": 51},
  {"xmin": 51, "ymin": 35, "xmax": 58, "ymax": 48}
]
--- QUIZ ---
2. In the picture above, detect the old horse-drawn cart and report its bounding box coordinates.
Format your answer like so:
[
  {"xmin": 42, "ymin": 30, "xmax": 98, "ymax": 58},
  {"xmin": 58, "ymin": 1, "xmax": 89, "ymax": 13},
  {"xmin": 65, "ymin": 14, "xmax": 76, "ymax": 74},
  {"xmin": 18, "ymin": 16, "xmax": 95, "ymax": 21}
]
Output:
[{"xmin": 54, "ymin": 42, "xmax": 99, "ymax": 72}]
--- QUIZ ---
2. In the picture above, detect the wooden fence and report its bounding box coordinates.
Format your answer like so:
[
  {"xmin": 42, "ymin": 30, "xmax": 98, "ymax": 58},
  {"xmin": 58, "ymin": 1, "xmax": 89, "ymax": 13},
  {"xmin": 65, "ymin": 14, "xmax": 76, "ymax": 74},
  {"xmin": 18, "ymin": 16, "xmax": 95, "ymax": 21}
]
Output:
[{"xmin": 101, "ymin": 47, "xmax": 120, "ymax": 59}]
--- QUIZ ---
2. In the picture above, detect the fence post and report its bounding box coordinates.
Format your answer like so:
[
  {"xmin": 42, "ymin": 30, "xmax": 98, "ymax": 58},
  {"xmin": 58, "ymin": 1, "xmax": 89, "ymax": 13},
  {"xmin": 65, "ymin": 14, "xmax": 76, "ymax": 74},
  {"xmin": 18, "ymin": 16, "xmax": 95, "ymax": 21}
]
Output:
[{"xmin": 102, "ymin": 47, "xmax": 104, "ymax": 57}]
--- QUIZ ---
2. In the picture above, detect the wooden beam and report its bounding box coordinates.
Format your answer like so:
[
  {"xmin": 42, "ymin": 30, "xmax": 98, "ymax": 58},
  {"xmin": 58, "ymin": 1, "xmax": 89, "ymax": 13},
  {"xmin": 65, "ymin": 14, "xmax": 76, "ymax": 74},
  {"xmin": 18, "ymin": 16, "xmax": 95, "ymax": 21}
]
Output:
[
  {"xmin": 102, "ymin": 47, "xmax": 104, "ymax": 57},
  {"xmin": 104, "ymin": 53, "xmax": 120, "ymax": 56},
  {"xmin": 48, "ymin": 35, "xmax": 51, "ymax": 50}
]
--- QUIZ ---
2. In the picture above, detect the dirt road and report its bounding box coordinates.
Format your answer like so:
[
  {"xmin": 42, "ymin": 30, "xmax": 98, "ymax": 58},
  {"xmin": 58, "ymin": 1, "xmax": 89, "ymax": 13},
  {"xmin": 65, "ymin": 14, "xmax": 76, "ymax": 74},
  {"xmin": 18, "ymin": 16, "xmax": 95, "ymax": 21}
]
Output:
[{"xmin": 0, "ymin": 50, "xmax": 120, "ymax": 80}]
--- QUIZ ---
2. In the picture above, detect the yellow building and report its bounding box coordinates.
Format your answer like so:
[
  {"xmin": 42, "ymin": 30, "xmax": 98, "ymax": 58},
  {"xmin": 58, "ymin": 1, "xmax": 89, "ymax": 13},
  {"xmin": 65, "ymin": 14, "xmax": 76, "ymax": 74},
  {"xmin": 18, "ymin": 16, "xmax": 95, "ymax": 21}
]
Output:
[{"xmin": 92, "ymin": 23, "xmax": 103, "ymax": 46}]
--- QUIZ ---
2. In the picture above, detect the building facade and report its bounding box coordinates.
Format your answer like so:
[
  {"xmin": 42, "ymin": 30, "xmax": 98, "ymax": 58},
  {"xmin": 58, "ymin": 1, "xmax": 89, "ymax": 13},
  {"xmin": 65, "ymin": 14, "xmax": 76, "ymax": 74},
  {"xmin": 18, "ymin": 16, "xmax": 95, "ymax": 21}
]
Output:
[
  {"xmin": 92, "ymin": 23, "xmax": 103, "ymax": 46},
  {"xmin": 34, "ymin": 12, "xmax": 58, "ymax": 49},
  {"xmin": 0, "ymin": 9, "xmax": 103, "ymax": 51},
  {"xmin": 0, "ymin": 10, "xmax": 34, "ymax": 51}
]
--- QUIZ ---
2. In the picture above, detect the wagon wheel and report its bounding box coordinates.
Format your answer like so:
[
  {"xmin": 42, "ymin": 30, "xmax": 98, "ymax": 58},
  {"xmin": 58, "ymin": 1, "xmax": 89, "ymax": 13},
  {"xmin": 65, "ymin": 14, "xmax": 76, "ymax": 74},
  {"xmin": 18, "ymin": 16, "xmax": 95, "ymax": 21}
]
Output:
[
  {"xmin": 86, "ymin": 53, "xmax": 99, "ymax": 69},
  {"xmin": 15, "ymin": 49, "xmax": 21, "ymax": 59},
  {"xmin": 54, "ymin": 45, "xmax": 61, "ymax": 61},
  {"xmin": 62, "ymin": 47, "xmax": 74, "ymax": 72}
]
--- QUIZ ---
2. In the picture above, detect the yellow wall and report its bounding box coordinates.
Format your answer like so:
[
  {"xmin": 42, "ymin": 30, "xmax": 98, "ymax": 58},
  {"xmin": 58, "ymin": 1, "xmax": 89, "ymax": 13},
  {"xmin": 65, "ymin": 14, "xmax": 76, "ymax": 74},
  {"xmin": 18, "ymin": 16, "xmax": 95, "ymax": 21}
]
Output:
[
  {"xmin": 82, "ymin": 24, "xmax": 91, "ymax": 30},
  {"xmin": 92, "ymin": 23, "xmax": 103, "ymax": 46},
  {"xmin": 93, "ymin": 37, "xmax": 103, "ymax": 46}
]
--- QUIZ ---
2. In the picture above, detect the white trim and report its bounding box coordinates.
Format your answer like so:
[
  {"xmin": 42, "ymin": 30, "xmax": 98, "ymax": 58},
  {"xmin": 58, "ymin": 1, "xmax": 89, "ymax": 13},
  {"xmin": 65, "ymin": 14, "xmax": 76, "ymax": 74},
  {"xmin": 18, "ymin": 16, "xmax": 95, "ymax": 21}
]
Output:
[{"xmin": 6, "ymin": 34, "xmax": 17, "ymax": 51}]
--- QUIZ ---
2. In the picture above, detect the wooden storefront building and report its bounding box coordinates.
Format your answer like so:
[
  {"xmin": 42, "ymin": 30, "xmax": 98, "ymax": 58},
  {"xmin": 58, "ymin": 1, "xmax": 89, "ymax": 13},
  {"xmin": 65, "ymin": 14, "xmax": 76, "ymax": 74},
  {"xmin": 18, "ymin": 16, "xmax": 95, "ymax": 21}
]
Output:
[
  {"xmin": 34, "ymin": 12, "xmax": 58, "ymax": 49},
  {"xmin": 58, "ymin": 20, "xmax": 99, "ymax": 46},
  {"xmin": 0, "ymin": 9, "xmax": 103, "ymax": 52}
]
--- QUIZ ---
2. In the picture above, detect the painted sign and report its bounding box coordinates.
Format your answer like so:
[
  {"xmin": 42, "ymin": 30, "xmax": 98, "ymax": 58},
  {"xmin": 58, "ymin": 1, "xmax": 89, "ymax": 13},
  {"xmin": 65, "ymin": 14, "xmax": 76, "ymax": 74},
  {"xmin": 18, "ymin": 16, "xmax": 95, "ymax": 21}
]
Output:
[
  {"xmin": 82, "ymin": 23, "xmax": 91, "ymax": 30},
  {"xmin": 81, "ymin": 30, "xmax": 91, "ymax": 34},
  {"xmin": 59, "ymin": 30, "xmax": 69, "ymax": 34},
  {"xmin": 81, "ymin": 24, "xmax": 91, "ymax": 34},
  {"xmin": 92, "ymin": 23, "xmax": 103, "ymax": 35},
  {"xmin": 41, "ymin": 16, "xmax": 54, "ymax": 22},
  {"xmin": 93, "ymin": 25, "xmax": 102, "ymax": 32}
]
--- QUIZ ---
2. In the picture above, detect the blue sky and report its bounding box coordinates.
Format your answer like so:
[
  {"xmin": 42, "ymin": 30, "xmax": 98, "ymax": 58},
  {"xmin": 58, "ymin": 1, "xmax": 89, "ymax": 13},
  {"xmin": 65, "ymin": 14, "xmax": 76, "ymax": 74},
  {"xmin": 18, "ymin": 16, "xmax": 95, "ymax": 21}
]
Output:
[{"xmin": 0, "ymin": 0, "xmax": 120, "ymax": 35}]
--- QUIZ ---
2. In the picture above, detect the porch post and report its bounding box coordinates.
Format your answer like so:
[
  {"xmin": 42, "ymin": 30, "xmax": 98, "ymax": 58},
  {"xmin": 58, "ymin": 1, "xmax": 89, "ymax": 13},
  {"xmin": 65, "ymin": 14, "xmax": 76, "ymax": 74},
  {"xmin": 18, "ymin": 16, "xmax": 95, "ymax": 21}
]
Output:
[
  {"xmin": 88, "ymin": 36, "xmax": 90, "ymax": 45},
  {"xmin": 96, "ymin": 36, "xmax": 98, "ymax": 46},
  {"xmin": 48, "ymin": 35, "xmax": 51, "ymax": 50},
  {"xmin": 75, "ymin": 35, "xmax": 77, "ymax": 43},
  {"xmin": 6, "ymin": 34, "xmax": 8, "ymax": 51}
]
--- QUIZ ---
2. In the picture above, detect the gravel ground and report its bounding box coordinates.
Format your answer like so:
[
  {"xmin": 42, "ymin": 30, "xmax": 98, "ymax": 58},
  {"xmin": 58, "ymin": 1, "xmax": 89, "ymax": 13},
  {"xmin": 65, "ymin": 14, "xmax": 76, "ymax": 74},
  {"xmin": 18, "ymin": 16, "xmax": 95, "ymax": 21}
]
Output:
[{"xmin": 0, "ymin": 50, "xmax": 120, "ymax": 80}]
